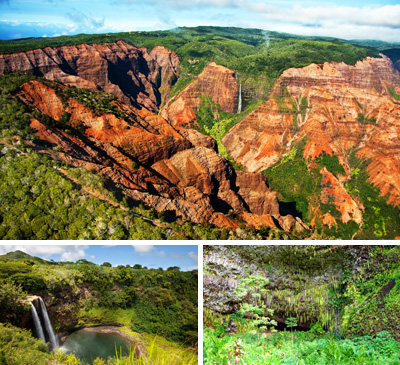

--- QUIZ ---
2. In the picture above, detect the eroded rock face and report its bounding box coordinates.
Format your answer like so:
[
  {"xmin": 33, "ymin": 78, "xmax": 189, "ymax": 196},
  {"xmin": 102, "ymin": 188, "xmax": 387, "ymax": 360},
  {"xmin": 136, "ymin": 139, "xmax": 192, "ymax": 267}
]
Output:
[
  {"xmin": 20, "ymin": 80, "xmax": 292, "ymax": 228},
  {"xmin": 0, "ymin": 41, "xmax": 179, "ymax": 112},
  {"xmin": 203, "ymin": 245, "xmax": 370, "ymax": 326},
  {"xmin": 319, "ymin": 167, "xmax": 363, "ymax": 225},
  {"xmin": 161, "ymin": 62, "xmax": 239, "ymax": 128},
  {"xmin": 223, "ymin": 55, "xmax": 400, "ymax": 224},
  {"xmin": 224, "ymin": 55, "xmax": 400, "ymax": 174}
]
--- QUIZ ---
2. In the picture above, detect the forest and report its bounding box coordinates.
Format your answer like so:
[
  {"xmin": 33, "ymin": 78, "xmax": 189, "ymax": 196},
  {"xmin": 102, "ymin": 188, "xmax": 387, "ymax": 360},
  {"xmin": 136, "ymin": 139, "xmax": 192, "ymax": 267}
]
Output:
[
  {"xmin": 203, "ymin": 245, "xmax": 400, "ymax": 364},
  {"xmin": 0, "ymin": 250, "xmax": 198, "ymax": 364}
]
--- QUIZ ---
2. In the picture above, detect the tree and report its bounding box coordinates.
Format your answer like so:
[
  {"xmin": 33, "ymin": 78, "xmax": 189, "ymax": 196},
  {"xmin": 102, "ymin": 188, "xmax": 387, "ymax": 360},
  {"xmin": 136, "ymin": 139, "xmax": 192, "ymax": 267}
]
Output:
[
  {"xmin": 167, "ymin": 266, "xmax": 180, "ymax": 271},
  {"xmin": 285, "ymin": 317, "xmax": 297, "ymax": 347},
  {"xmin": 234, "ymin": 275, "xmax": 277, "ymax": 336},
  {"xmin": 0, "ymin": 281, "xmax": 27, "ymax": 323}
]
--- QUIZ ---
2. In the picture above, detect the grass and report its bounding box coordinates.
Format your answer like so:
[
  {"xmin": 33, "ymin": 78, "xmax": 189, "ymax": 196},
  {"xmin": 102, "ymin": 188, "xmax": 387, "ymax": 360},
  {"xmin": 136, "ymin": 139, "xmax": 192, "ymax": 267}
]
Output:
[
  {"xmin": 203, "ymin": 328, "xmax": 400, "ymax": 365},
  {"xmin": 112, "ymin": 333, "xmax": 197, "ymax": 365}
]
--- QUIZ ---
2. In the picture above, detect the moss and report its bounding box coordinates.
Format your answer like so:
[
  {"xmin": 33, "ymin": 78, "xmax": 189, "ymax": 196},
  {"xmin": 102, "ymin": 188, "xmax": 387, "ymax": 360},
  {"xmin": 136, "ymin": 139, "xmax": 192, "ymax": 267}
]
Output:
[{"xmin": 341, "ymin": 247, "xmax": 400, "ymax": 339}]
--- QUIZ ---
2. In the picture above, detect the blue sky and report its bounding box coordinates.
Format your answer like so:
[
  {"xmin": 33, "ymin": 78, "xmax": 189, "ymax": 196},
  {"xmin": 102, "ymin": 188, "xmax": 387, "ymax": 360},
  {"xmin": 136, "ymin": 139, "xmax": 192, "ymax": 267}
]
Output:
[
  {"xmin": 0, "ymin": 0, "xmax": 399, "ymax": 42},
  {"xmin": 0, "ymin": 244, "xmax": 198, "ymax": 271}
]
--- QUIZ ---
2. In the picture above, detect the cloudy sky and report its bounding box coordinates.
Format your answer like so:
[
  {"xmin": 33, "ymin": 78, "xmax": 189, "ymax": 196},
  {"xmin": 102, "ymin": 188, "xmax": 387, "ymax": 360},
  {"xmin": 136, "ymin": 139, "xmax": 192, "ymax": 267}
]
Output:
[
  {"xmin": 0, "ymin": 0, "xmax": 399, "ymax": 42},
  {"xmin": 0, "ymin": 245, "xmax": 198, "ymax": 270}
]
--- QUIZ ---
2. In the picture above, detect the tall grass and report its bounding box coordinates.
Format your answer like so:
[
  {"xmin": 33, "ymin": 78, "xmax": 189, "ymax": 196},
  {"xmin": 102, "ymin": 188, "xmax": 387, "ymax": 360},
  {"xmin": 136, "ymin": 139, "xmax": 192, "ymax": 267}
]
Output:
[{"xmin": 111, "ymin": 334, "xmax": 197, "ymax": 365}]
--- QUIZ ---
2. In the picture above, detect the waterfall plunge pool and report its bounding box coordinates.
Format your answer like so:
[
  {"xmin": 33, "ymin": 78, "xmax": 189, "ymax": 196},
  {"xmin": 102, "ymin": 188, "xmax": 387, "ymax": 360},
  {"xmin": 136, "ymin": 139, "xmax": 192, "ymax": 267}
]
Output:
[{"xmin": 60, "ymin": 327, "xmax": 133, "ymax": 364}]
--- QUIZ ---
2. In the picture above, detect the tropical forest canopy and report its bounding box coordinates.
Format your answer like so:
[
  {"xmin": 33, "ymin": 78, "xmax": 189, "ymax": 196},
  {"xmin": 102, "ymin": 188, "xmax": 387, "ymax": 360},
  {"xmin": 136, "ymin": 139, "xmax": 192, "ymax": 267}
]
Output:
[{"xmin": 0, "ymin": 250, "xmax": 198, "ymax": 364}]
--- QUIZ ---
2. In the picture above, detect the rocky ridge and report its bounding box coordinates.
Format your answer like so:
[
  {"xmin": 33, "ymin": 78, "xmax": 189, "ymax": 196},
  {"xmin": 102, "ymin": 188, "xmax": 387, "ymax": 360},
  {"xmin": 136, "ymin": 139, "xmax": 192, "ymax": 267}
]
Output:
[
  {"xmin": 161, "ymin": 62, "xmax": 239, "ymax": 128},
  {"xmin": 17, "ymin": 79, "xmax": 294, "ymax": 229},
  {"xmin": 223, "ymin": 55, "xmax": 400, "ymax": 227},
  {"xmin": 0, "ymin": 41, "xmax": 179, "ymax": 112}
]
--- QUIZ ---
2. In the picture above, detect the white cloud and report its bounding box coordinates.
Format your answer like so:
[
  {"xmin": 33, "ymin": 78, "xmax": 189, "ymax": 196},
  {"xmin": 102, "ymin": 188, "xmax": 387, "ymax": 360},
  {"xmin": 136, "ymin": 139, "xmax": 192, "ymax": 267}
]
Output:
[
  {"xmin": 182, "ymin": 265, "xmax": 198, "ymax": 271},
  {"xmin": 258, "ymin": 4, "xmax": 400, "ymax": 29},
  {"xmin": 60, "ymin": 249, "xmax": 88, "ymax": 262},
  {"xmin": 188, "ymin": 251, "xmax": 198, "ymax": 262},
  {"xmin": 0, "ymin": 245, "xmax": 89, "ymax": 261},
  {"xmin": 132, "ymin": 245, "xmax": 155, "ymax": 255},
  {"xmin": 157, "ymin": 250, "xmax": 166, "ymax": 257}
]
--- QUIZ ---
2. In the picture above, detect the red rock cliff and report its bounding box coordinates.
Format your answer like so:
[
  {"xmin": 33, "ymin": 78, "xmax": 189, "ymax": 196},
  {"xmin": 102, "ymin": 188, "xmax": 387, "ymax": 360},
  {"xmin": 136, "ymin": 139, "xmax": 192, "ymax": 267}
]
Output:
[
  {"xmin": 161, "ymin": 62, "xmax": 239, "ymax": 128},
  {"xmin": 18, "ymin": 80, "xmax": 292, "ymax": 229},
  {"xmin": 223, "ymin": 55, "xmax": 400, "ymax": 225},
  {"xmin": 0, "ymin": 41, "xmax": 179, "ymax": 113}
]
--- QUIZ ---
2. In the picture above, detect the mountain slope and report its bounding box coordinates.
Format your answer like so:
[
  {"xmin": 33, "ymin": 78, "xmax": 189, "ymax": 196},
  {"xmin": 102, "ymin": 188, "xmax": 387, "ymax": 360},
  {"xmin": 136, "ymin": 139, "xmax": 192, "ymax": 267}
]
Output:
[
  {"xmin": 222, "ymin": 55, "xmax": 400, "ymax": 238},
  {"xmin": 0, "ymin": 41, "xmax": 178, "ymax": 112},
  {"xmin": 0, "ymin": 27, "xmax": 399, "ymax": 239}
]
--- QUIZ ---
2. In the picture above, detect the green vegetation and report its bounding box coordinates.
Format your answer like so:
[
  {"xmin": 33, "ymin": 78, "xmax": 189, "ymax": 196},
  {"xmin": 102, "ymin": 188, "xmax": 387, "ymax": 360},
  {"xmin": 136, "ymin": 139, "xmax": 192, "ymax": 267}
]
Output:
[
  {"xmin": 195, "ymin": 95, "xmax": 261, "ymax": 168},
  {"xmin": 234, "ymin": 275, "xmax": 277, "ymax": 335},
  {"xmin": 263, "ymin": 140, "xmax": 320, "ymax": 220},
  {"xmin": 388, "ymin": 86, "xmax": 400, "ymax": 101},
  {"xmin": 201, "ymin": 98, "xmax": 264, "ymax": 164},
  {"xmin": 263, "ymin": 137, "xmax": 400, "ymax": 239},
  {"xmin": 342, "ymin": 154, "xmax": 400, "ymax": 239},
  {"xmin": 0, "ymin": 27, "xmax": 380, "ymax": 79},
  {"xmin": 357, "ymin": 113, "xmax": 377, "ymax": 124},
  {"xmin": 285, "ymin": 317, "xmax": 298, "ymax": 347},
  {"xmin": 0, "ymin": 74, "xmax": 39, "ymax": 139},
  {"xmin": 0, "ymin": 253, "xmax": 198, "ymax": 364},
  {"xmin": 54, "ymin": 84, "xmax": 125, "ymax": 119},
  {"xmin": 204, "ymin": 246, "xmax": 400, "ymax": 364},
  {"xmin": 204, "ymin": 328, "xmax": 400, "ymax": 365},
  {"xmin": 0, "ymin": 323, "xmax": 197, "ymax": 365},
  {"xmin": 341, "ymin": 246, "xmax": 400, "ymax": 338},
  {"xmin": 0, "ymin": 144, "xmax": 255, "ymax": 240},
  {"xmin": 0, "ymin": 26, "xmax": 380, "ymax": 119},
  {"xmin": 0, "ymin": 323, "xmax": 64, "ymax": 365}
]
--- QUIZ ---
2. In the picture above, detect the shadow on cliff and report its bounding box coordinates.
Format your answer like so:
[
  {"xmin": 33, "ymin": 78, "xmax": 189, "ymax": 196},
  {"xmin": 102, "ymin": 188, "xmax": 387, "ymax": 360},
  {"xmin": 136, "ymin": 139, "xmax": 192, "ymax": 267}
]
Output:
[{"xmin": 278, "ymin": 201, "xmax": 302, "ymax": 220}]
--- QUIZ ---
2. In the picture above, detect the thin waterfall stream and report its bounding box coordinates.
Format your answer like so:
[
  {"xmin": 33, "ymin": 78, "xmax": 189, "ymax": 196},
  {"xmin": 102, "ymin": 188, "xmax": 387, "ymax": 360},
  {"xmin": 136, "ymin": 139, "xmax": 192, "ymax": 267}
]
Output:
[
  {"xmin": 39, "ymin": 297, "xmax": 57, "ymax": 351},
  {"xmin": 237, "ymin": 83, "xmax": 242, "ymax": 114},
  {"xmin": 30, "ymin": 302, "xmax": 45, "ymax": 342}
]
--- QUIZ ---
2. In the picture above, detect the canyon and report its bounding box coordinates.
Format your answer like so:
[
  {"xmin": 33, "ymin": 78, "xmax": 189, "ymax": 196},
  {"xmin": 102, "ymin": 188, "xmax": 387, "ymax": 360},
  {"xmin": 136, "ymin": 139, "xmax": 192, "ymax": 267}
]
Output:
[
  {"xmin": 223, "ymin": 55, "xmax": 400, "ymax": 230},
  {"xmin": 1, "ymin": 34, "xmax": 400, "ymax": 237},
  {"xmin": 12, "ymin": 76, "xmax": 293, "ymax": 231}
]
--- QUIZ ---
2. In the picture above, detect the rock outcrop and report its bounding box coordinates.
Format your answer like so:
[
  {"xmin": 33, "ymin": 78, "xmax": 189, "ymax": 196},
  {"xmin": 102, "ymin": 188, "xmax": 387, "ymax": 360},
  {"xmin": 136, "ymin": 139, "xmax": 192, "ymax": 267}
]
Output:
[
  {"xmin": 0, "ymin": 41, "xmax": 179, "ymax": 112},
  {"xmin": 161, "ymin": 62, "xmax": 239, "ymax": 128},
  {"xmin": 223, "ymin": 55, "xmax": 400, "ymax": 174},
  {"xmin": 19, "ymin": 80, "xmax": 292, "ymax": 228},
  {"xmin": 223, "ymin": 55, "xmax": 400, "ymax": 225},
  {"xmin": 203, "ymin": 245, "xmax": 371, "ymax": 326}
]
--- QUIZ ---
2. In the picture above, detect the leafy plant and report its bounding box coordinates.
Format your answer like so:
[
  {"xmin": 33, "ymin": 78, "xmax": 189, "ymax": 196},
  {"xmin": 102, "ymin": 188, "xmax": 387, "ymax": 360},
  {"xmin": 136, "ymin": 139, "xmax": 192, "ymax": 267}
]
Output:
[
  {"xmin": 234, "ymin": 275, "xmax": 277, "ymax": 335},
  {"xmin": 227, "ymin": 339, "xmax": 246, "ymax": 365},
  {"xmin": 285, "ymin": 317, "xmax": 297, "ymax": 347},
  {"xmin": 213, "ymin": 321, "xmax": 227, "ymax": 338}
]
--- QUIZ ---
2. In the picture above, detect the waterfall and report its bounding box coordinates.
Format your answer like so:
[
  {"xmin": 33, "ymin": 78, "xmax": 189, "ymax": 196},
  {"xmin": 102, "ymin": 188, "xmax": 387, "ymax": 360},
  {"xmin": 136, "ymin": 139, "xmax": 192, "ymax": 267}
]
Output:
[
  {"xmin": 30, "ymin": 302, "xmax": 45, "ymax": 343},
  {"xmin": 39, "ymin": 298, "xmax": 57, "ymax": 351},
  {"xmin": 237, "ymin": 83, "xmax": 242, "ymax": 114}
]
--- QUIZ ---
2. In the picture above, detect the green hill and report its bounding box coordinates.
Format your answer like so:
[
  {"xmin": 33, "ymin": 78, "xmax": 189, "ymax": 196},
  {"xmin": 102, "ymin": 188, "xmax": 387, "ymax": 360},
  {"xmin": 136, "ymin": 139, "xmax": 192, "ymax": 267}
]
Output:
[{"xmin": 0, "ymin": 250, "xmax": 50, "ymax": 265}]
